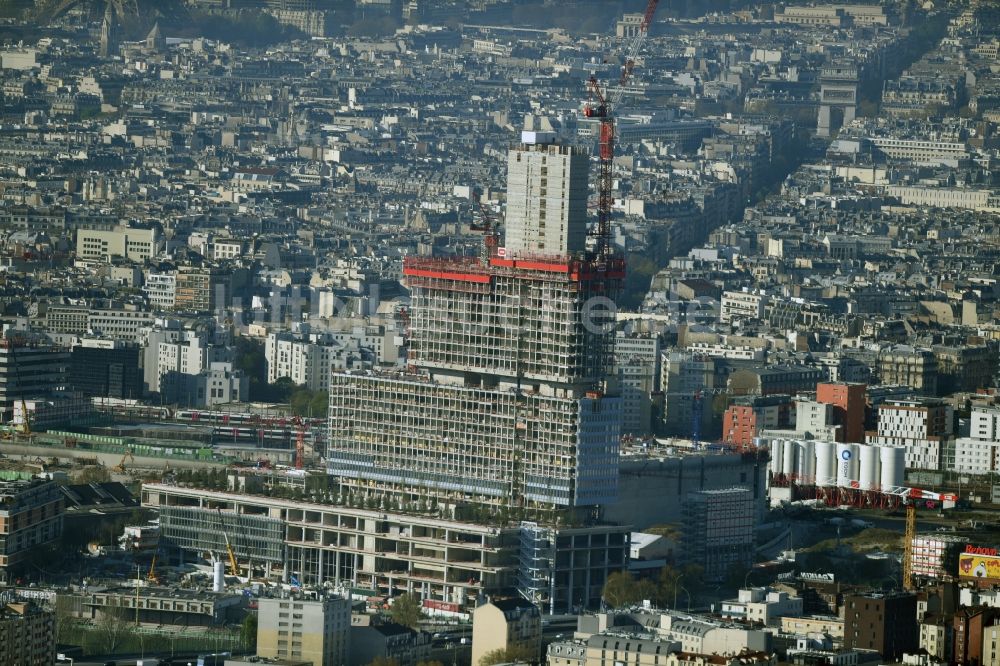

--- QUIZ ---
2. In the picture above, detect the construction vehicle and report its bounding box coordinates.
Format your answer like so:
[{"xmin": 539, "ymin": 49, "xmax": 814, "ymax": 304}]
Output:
[
  {"xmin": 584, "ymin": 0, "xmax": 660, "ymax": 258},
  {"xmin": 113, "ymin": 450, "xmax": 135, "ymax": 473}
]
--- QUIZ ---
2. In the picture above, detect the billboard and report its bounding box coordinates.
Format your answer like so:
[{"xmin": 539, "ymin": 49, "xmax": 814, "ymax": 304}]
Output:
[{"xmin": 958, "ymin": 545, "xmax": 1000, "ymax": 581}]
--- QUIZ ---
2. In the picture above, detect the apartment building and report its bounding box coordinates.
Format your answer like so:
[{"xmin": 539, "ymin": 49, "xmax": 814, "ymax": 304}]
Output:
[
  {"xmin": 471, "ymin": 598, "xmax": 542, "ymax": 666},
  {"xmin": 0, "ymin": 598, "xmax": 55, "ymax": 666},
  {"xmin": 504, "ymin": 139, "xmax": 589, "ymax": 256},
  {"xmin": 257, "ymin": 596, "xmax": 350, "ymax": 666},
  {"xmin": 867, "ymin": 399, "xmax": 953, "ymax": 471}
]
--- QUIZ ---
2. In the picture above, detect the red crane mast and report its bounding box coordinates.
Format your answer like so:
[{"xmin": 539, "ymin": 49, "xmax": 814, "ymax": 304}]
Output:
[{"xmin": 584, "ymin": 0, "xmax": 660, "ymax": 258}]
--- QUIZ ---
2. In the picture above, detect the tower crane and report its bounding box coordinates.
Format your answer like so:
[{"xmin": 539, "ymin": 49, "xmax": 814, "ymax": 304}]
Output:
[
  {"xmin": 216, "ymin": 508, "xmax": 239, "ymax": 577},
  {"xmin": 294, "ymin": 418, "xmax": 305, "ymax": 471},
  {"xmin": 471, "ymin": 193, "xmax": 501, "ymax": 262},
  {"xmin": 902, "ymin": 501, "xmax": 916, "ymax": 590},
  {"xmin": 584, "ymin": 0, "xmax": 660, "ymax": 258}
]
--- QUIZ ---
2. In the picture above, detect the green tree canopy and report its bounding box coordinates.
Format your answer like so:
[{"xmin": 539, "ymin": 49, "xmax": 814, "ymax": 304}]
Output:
[{"xmin": 389, "ymin": 593, "xmax": 423, "ymax": 629}]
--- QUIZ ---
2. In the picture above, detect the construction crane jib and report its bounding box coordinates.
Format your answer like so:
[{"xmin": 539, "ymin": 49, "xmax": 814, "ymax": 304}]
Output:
[{"xmin": 584, "ymin": 0, "xmax": 660, "ymax": 258}]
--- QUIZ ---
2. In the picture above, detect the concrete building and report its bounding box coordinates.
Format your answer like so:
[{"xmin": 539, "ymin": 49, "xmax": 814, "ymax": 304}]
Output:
[
  {"xmin": 683, "ymin": 488, "xmax": 756, "ymax": 582},
  {"xmin": 0, "ymin": 338, "xmax": 69, "ymax": 421},
  {"xmin": 615, "ymin": 331, "xmax": 661, "ymax": 435},
  {"xmin": 266, "ymin": 330, "xmax": 345, "ymax": 392},
  {"xmin": 843, "ymin": 592, "xmax": 918, "ymax": 660},
  {"xmin": 953, "ymin": 406, "xmax": 1000, "ymax": 475},
  {"xmin": 257, "ymin": 596, "xmax": 351, "ymax": 666},
  {"xmin": 144, "ymin": 483, "xmax": 627, "ymax": 616},
  {"xmin": 504, "ymin": 138, "xmax": 588, "ymax": 256},
  {"xmin": 721, "ymin": 587, "xmax": 804, "ymax": 626},
  {"xmin": 723, "ymin": 394, "xmax": 794, "ymax": 448},
  {"xmin": 816, "ymin": 382, "xmax": 867, "ymax": 443},
  {"xmin": 76, "ymin": 225, "xmax": 161, "ymax": 262},
  {"xmin": 69, "ymin": 339, "xmax": 142, "ymax": 399},
  {"xmin": 910, "ymin": 534, "xmax": 965, "ymax": 581},
  {"xmin": 471, "ymin": 598, "xmax": 542, "ymax": 666},
  {"xmin": 607, "ymin": 450, "xmax": 769, "ymax": 530},
  {"xmin": 0, "ymin": 479, "xmax": 65, "ymax": 582},
  {"xmin": 143, "ymin": 271, "xmax": 176, "ymax": 310},
  {"xmin": 867, "ymin": 399, "xmax": 953, "ymax": 471},
  {"xmin": 0, "ymin": 598, "xmax": 55, "ymax": 666},
  {"xmin": 331, "ymin": 162, "xmax": 623, "ymax": 515}
]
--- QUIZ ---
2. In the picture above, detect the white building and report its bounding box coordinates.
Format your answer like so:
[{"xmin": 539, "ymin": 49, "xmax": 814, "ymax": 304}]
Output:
[
  {"xmin": 720, "ymin": 290, "xmax": 769, "ymax": 324},
  {"xmin": 77, "ymin": 225, "xmax": 162, "ymax": 262},
  {"xmin": 615, "ymin": 332, "xmax": 661, "ymax": 435},
  {"xmin": 504, "ymin": 138, "xmax": 589, "ymax": 257},
  {"xmin": 143, "ymin": 272, "xmax": 176, "ymax": 310},
  {"xmin": 721, "ymin": 587, "xmax": 804, "ymax": 626},
  {"xmin": 952, "ymin": 406, "xmax": 1000, "ymax": 474},
  {"xmin": 867, "ymin": 399, "xmax": 953, "ymax": 471},
  {"xmin": 266, "ymin": 331, "xmax": 353, "ymax": 392}
]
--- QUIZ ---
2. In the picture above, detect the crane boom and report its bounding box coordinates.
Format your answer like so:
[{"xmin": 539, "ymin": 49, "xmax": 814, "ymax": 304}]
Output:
[{"xmin": 584, "ymin": 0, "xmax": 659, "ymax": 258}]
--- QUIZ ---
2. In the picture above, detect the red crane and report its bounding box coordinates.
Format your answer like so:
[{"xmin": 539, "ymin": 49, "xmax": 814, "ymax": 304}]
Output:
[
  {"xmin": 293, "ymin": 417, "xmax": 305, "ymax": 470},
  {"xmin": 584, "ymin": 0, "xmax": 660, "ymax": 258},
  {"xmin": 471, "ymin": 193, "xmax": 501, "ymax": 261}
]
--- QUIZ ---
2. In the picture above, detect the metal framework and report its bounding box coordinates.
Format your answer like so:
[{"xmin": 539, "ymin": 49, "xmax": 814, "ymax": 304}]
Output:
[{"xmin": 584, "ymin": 0, "xmax": 660, "ymax": 258}]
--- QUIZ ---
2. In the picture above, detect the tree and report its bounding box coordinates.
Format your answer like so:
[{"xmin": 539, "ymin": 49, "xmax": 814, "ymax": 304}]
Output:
[
  {"xmin": 240, "ymin": 612, "xmax": 258, "ymax": 649},
  {"xmin": 389, "ymin": 593, "xmax": 423, "ymax": 629},
  {"xmin": 94, "ymin": 596, "xmax": 135, "ymax": 654},
  {"xmin": 53, "ymin": 594, "xmax": 78, "ymax": 643},
  {"xmin": 367, "ymin": 658, "xmax": 399, "ymax": 666},
  {"xmin": 479, "ymin": 642, "xmax": 538, "ymax": 666},
  {"xmin": 602, "ymin": 571, "xmax": 642, "ymax": 608}
]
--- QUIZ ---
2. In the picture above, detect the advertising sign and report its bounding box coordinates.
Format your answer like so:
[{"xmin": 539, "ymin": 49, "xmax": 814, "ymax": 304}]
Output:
[{"xmin": 958, "ymin": 545, "xmax": 1000, "ymax": 581}]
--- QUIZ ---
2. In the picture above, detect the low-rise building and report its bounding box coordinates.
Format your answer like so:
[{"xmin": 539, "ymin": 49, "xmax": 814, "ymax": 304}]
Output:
[{"xmin": 471, "ymin": 598, "xmax": 542, "ymax": 666}]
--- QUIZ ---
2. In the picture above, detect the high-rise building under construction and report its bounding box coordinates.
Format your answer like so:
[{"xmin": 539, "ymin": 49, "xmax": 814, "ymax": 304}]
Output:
[{"xmin": 328, "ymin": 133, "xmax": 625, "ymax": 518}]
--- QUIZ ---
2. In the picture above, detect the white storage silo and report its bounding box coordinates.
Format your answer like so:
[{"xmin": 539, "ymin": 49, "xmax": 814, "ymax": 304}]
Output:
[
  {"xmin": 815, "ymin": 440, "xmax": 837, "ymax": 487},
  {"xmin": 836, "ymin": 442, "xmax": 859, "ymax": 488},
  {"xmin": 858, "ymin": 444, "xmax": 881, "ymax": 491},
  {"xmin": 797, "ymin": 440, "xmax": 816, "ymax": 485},
  {"xmin": 770, "ymin": 439, "xmax": 785, "ymax": 476},
  {"xmin": 880, "ymin": 446, "xmax": 906, "ymax": 489},
  {"xmin": 213, "ymin": 560, "xmax": 225, "ymax": 592},
  {"xmin": 783, "ymin": 439, "xmax": 798, "ymax": 479}
]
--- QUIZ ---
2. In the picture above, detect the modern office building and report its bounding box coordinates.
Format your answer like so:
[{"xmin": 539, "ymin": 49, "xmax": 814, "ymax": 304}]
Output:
[
  {"xmin": 0, "ymin": 337, "xmax": 69, "ymax": 421},
  {"xmin": 682, "ymin": 487, "xmax": 756, "ymax": 582},
  {"xmin": 0, "ymin": 478, "xmax": 65, "ymax": 582},
  {"xmin": 145, "ymin": 482, "xmax": 627, "ymax": 616},
  {"xmin": 152, "ymin": 133, "xmax": 630, "ymax": 615},
  {"xmin": 69, "ymin": 339, "xmax": 142, "ymax": 399},
  {"xmin": 328, "ymin": 135, "xmax": 623, "ymax": 518}
]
